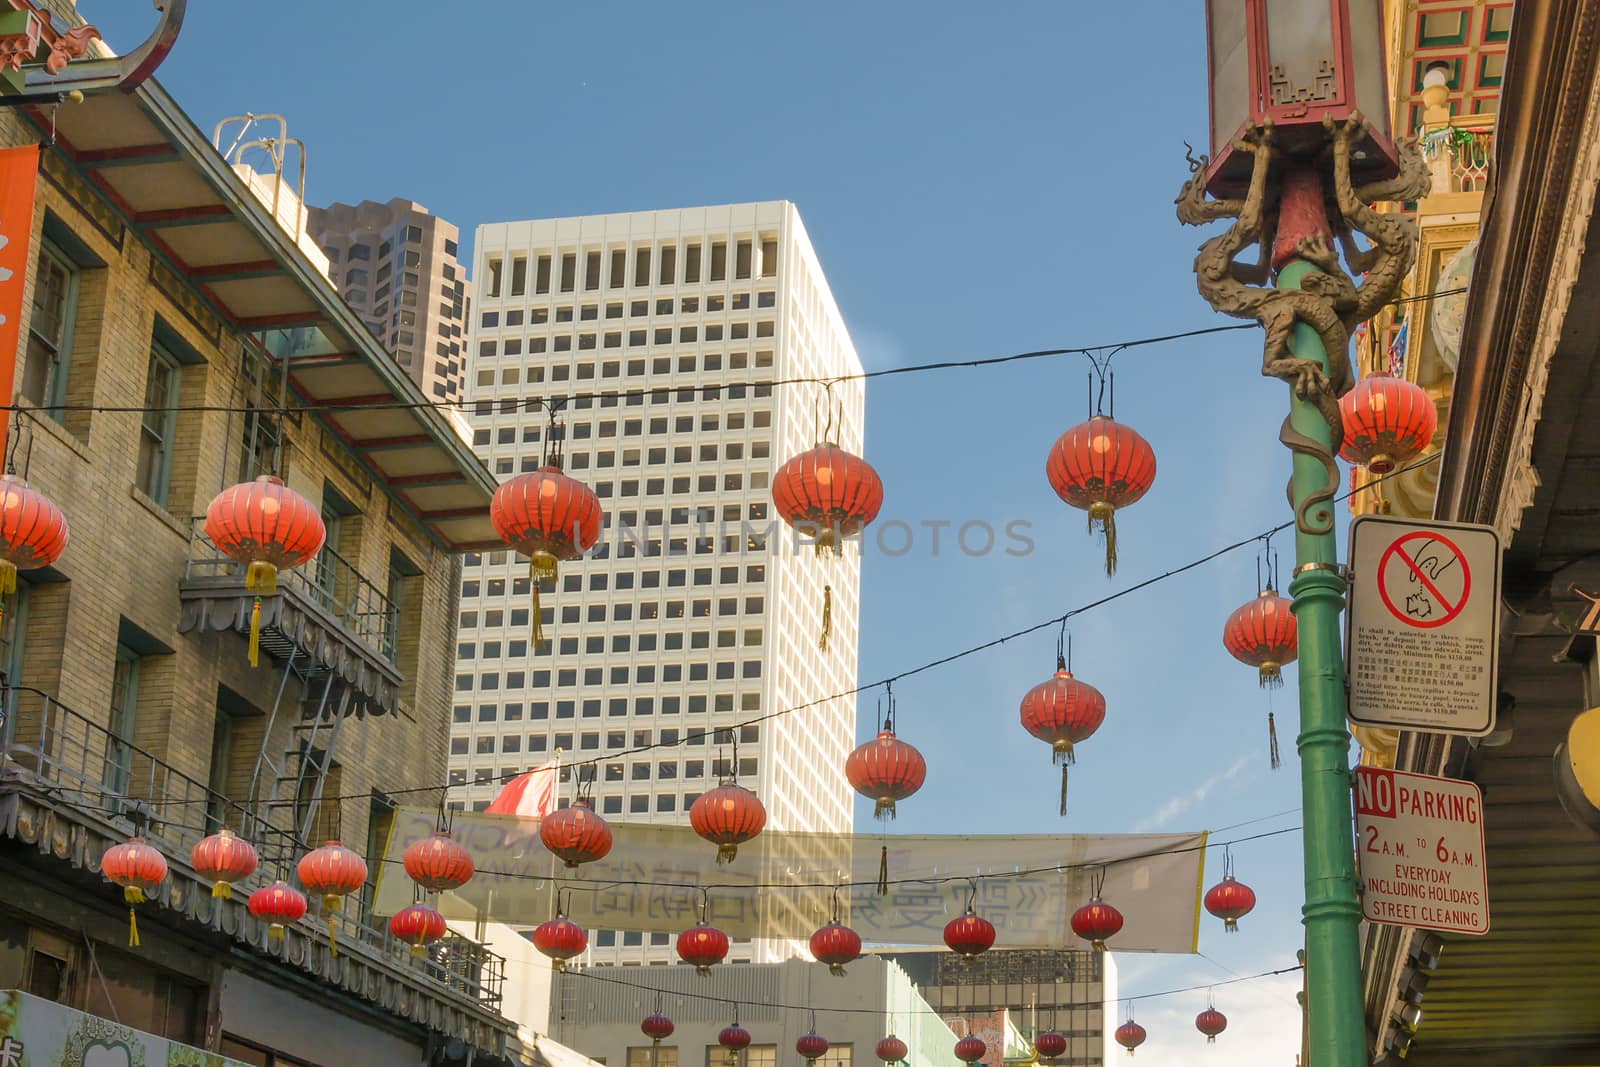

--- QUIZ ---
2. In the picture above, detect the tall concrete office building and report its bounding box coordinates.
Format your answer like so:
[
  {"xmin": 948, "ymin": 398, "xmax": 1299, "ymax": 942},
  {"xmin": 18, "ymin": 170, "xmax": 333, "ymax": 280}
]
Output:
[
  {"xmin": 453, "ymin": 201, "xmax": 867, "ymax": 964},
  {"xmin": 308, "ymin": 198, "xmax": 470, "ymax": 400}
]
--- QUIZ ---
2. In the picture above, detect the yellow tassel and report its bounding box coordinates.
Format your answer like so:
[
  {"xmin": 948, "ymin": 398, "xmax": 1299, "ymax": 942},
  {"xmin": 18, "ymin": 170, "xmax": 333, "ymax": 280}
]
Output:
[
  {"xmin": 532, "ymin": 577, "xmax": 546, "ymax": 646},
  {"xmin": 212, "ymin": 882, "xmax": 230, "ymax": 900},
  {"xmin": 248, "ymin": 597, "xmax": 261, "ymax": 667},
  {"xmin": 267, "ymin": 923, "xmax": 285, "ymax": 945},
  {"xmin": 877, "ymin": 844, "xmax": 888, "ymax": 896},
  {"xmin": 124, "ymin": 886, "xmax": 146, "ymax": 905},
  {"xmin": 245, "ymin": 560, "xmax": 278, "ymax": 595},
  {"xmin": 1268, "ymin": 712, "xmax": 1281, "ymax": 771},
  {"xmin": 819, "ymin": 584, "xmax": 832, "ymax": 652},
  {"xmin": 128, "ymin": 906, "xmax": 140, "ymax": 948},
  {"xmin": 0, "ymin": 559, "xmax": 16, "ymax": 596},
  {"xmin": 716, "ymin": 843, "xmax": 738, "ymax": 865},
  {"xmin": 411, "ymin": 943, "xmax": 427, "ymax": 958},
  {"xmin": 1089, "ymin": 503, "xmax": 1118, "ymax": 576},
  {"xmin": 327, "ymin": 914, "xmax": 338, "ymax": 957}
]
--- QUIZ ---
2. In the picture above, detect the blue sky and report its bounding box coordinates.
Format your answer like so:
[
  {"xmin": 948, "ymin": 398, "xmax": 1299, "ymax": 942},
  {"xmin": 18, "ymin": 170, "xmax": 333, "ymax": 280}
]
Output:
[{"xmin": 94, "ymin": 2, "xmax": 1327, "ymax": 1061}]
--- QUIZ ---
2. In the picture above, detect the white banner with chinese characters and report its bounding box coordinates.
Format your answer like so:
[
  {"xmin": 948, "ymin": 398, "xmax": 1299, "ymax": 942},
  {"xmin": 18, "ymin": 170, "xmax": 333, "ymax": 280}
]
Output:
[{"xmin": 373, "ymin": 807, "xmax": 1207, "ymax": 953}]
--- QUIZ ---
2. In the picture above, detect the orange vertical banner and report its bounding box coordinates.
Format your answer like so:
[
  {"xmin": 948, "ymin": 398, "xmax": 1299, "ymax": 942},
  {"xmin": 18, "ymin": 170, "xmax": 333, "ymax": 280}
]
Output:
[{"xmin": 0, "ymin": 144, "xmax": 40, "ymax": 461}]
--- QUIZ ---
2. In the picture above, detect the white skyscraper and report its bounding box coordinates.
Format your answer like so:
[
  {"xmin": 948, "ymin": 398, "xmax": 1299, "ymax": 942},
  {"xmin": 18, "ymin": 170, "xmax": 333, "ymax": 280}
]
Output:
[{"xmin": 451, "ymin": 201, "xmax": 866, "ymax": 963}]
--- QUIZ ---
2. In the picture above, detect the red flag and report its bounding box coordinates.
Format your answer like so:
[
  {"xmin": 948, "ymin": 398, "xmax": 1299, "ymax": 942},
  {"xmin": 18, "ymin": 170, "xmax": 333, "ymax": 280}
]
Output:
[{"xmin": 486, "ymin": 760, "xmax": 559, "ymax": 818}]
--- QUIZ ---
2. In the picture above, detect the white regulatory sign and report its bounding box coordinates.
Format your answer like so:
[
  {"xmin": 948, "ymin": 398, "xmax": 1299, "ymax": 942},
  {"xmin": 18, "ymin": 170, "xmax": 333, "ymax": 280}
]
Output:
[
  {"xmin": 1355, "ymin": 766, "xmax": 1489, "ymax": 935},
  {"xmin": 1347, "ymin": 516, "xmax": 1501, "ymax": 736}
]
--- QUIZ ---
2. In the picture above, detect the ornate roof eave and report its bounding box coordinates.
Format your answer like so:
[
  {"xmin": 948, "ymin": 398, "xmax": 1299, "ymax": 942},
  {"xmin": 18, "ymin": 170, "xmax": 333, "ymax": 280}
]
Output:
[
  {"xmin": 0, "ymin": 0, "xmax": 183, "ymax": 105},
  {"xmin": 0, "ymin": 780, "xmax": 514, "ymax": 1058}
]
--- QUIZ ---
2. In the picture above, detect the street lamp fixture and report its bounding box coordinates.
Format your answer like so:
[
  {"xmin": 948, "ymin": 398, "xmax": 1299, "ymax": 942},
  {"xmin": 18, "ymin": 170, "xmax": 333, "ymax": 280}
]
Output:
[{"xmin": 1420, "ymin": 60, "xmax": 1453, "ymax": 110}]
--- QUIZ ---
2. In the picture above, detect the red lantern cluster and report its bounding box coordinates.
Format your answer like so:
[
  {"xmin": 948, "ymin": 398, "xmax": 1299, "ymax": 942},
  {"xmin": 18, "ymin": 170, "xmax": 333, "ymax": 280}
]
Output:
[
  {"xmin": 533, "ymin": 912, "xmax": 588, "ymax": 970},
  {"xmin": 953, "ymin": 1037, "xmax": 986, "ymax": 1064},
  {"xmin": 1204, "ymin": 874, "xmax": 1258, "ymax": 933},
  {"xmin": 875, "ymin": 1036, "xmax": 908, "ymax": 1065},
  {"xmin": 1339, "ymin": 375, "xmax": 1436, "ymax": 475},
  {"xmin": 101, "ymin": 837, "xmax": 167, "ymax": 948},
  {"xmin": 0, "ymin": 475, "xmax": 67, "ymax": 595},
  {"xmin": 403, "ymin": 833, "xmax": 474, "ymax": 894},
  {"xmin": 190, "ymin": 827, "xmax": 257, "ymax": 900},
  {"xmin": 204, "ymin": 476, "xmax": 325, "ymax": 666},
  {"xmin": 540, "ymin": 797, "xmax": 613, "ymax": 868},
  {"xmin": 845, "ymin": 728, "xmax": 926, "ymax": 820},
  {"xmin": 1115, "ymin": 1020, "xmax": 1147, "ymax": 1056},
  {"xmin": 389, "ymin": 902, "xmax": 447, "ymax": 957},
  {"xmin": 796, "ymin": 1034, "xmax": 830, "ymax": 1062},
  {"xmin": 1070, "ymin": 897, "xmax": 1124, "ymax": 952},
  {"xmin": 1195, "ymin": 1008, "xmax": 1228, "ymax": 1043},
  {"xmin": 1046, "ymin": 415, "xmax": 1157, "ymax": 576},
  {"xmin": 690, "ymin": 782, "xmax": 766, "ymax": 864},
  {"xmin": 1223, "ymin": 589, "xmax": 1298, "ymax": 689},
  {"xmin": 247, "ymin": 880, "xmax": 307, "ymax": 944},
  {"xmin": 1020, "ymin": 659, "xmax": 1107, "ymax": 815},
  {"xmin": 677, "ymin": 921, "xmax": 730, "ymax": 975},
  {"xmin": 489, "ymin": 462, "xmax": 603, "ymax": 644},
  {"xmin": 809, "ymin": 921, "xmax": 862, "ymax": 977},
  {"xmin": 943, "ymin": 906, "xmax": 996, "ymax": 962},
  {"xmin": 1033, "ymin": 1032, "xmax": 1066, "ymax": 1061},
  {"xmin": 642, "ymin": 1013, "xmax": 675, "ymax": 1042}
]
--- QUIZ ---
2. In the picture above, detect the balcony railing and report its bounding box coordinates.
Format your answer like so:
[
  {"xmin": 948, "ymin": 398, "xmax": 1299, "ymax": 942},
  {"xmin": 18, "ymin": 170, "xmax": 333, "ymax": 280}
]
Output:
[
  {"xmin": 182, "ymin": 519, "xmax": 398, "ymax": 663},
  {"xmin": 1422, "ymin": 120, "xmax": 1494, "ymax": 196},
  {"xmin": 0, "ymin": 686, "xmax": 503, "ymax": 1009}
]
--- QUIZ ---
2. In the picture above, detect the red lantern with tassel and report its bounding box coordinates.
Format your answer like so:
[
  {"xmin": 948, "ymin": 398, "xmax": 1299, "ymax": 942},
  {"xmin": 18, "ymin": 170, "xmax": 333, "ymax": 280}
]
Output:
[
  {"xmin": 875, "ymin": 1036, "xmax": 908, "ymax": 1065},
  {"xmin": 1020, "ymin": 635, "xmax": 1106, "ymax": 817},
  {"xmin": 1115, "ymin": 1019, "xmax": 1147, "ymax": 1056},
  {"xmin": 189, "ymin": 827, "xmax": 257, "ymax": 900},
  {"xmin": 402, "ymin": 832, "xmax": 474, "ymax": 894},
  {"xmin": 677, "ymin": 919, "xmax": 730, "ymax": 975},
  {"xmin": 719, "ymin": 1023, "xmax": 752, "ymax": 1055},
  {"xmin": 0, "ymin": 475, "xmax": 68, "ymax": 597},
  {"xmin": 845, "ymin": 703, "xmax": 926, "ymax": 821},
  {"xmin": 943, "ymin": 899, "xmax": 996, "ymax": 962},
  {"xmin": 796, "ymin": 1034, "xmax": 830, "ymax": 1062},
  {"xmin": 1223, "ymin": 589, "xmax": 1298, "ymax": 688},
  {"xmin": 1204, "ymin": 850, "xmax": 1257, "ymax": 932},
  {"xmin": 247, "ymin": 880, "xmax": 307, "ymax": 944},
  {"xmin": 1034, "ymin": 1033, "xmax": 1067, "ymax": 1061},
  {"xmin": 297, "ymin": 840, "xmax": 367, "ymax": 957},
  {"xmin": 1195, "ymin": 1007, "xmax": 1227, "ymax": 1043},
  {"xmin": 489, "ymin": 413, "xmax": 602, "ymax": 646},
  {"xmin": 1046, "ymin": 414, "xmax": 1156, "ymax": 576},
  {"xmin": 771, "ymin": 421, "xmax": 884, "ymax": 652},
  {"xmin": 809, "ymin": 921, "xmax": 862, "ymax": 977},
  {"xmin": 1338, "ymin": 374, "xmax": 1437, "ymax": 475},
  {"xmin": 1071, "ymin": 896, "xmax": 1124, "ymax": 952},
  {"xmin": 642, "ymin": 1013, "xmax": 676, "ymax": 1042},
  {"xmin": 533, "ymin": 909, "xmax": 588, "ymax": 970},
  {"xmin": 540, "ymin": 796, "xmax": 613, "ymax": 868},
  {"xmin": 689, "ymin": 777, "xmax": 766, "ymax": 864},
  {"xmin": 389, "ymin": 902, "xmax": 447, "ymax": 957},
  {"xmin": 954, "ymin": 1037, "xmax": 986, "ymax": 1064},
  {"xmin": 204, "ymin": 476, "xmax": 325, "ymax": 667},
  {"xmin": 101, "ymin": 837, "xmax": 167, "ymax": 947}
]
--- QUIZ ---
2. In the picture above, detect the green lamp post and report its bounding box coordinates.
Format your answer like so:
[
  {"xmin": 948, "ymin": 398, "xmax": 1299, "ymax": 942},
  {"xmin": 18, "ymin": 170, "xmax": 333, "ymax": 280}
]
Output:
[{"xmin": 1180, "ymin": 3, "xmax": 1431, "ymax": 1065}]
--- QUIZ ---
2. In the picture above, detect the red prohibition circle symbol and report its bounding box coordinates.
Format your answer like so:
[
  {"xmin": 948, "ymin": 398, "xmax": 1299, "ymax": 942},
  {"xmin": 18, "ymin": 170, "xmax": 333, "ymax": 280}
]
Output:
[{"xmin": 1376, "ymin": 532, "xmax": 1471, "ymax": 629}]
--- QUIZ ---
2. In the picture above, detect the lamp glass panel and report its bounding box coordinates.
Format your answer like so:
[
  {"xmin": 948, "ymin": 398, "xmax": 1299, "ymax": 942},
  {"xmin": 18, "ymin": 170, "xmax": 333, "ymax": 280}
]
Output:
[
  {"xmin": 1264, "ymin": 0, "xmax": 1337, "ymax": 106},
  {"xmin": 1348, "ymin": 0, "xmax": 1391, "ymax": 138},
  {"xmin": 1209, "ymin": 0, "xmax": 1252, "ymax": 157}
]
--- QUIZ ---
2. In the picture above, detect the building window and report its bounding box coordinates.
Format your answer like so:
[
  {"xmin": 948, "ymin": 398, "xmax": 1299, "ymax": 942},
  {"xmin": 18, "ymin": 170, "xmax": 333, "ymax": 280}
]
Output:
[
  {"xmin": 136, "ymin": 341, "xmax": 180, "ymax": 504},
  {"xmin": 630, "ymin": 1049, "xmax": 679, "ymax": 1067},
  {"xmin": 22, "ymin": 240, "xmax": 78, "ymax": 419}
]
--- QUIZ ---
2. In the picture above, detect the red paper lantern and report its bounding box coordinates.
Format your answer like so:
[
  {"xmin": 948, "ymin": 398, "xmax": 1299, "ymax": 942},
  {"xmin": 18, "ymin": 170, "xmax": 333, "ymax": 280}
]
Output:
[
  {"xmin": 1045, "ymin": 415, "xmax": 1156, "ymax": 576},
  {"xmin": 642, "ymin": 1013, "xmax": 676, "ymax": 1042},
  {"xmin": 1071, "ymin": 897, "xmax": 1124, "ymax": 952},
  {"xmin": 298, "ymin": 840, "xmax": 367, "ymax": 957},
  {"xmin": 1204, "ymin": 875, "xmax": 1258, "ymax": 933},
  {"xmin": 943, "ymin": 907, "xmax": 996, "ymax": 961},
  {"xmin": 1223, "ymin": 589, "xmax": 1298, "ymax": 688},
  {"xmin": 533, "ymin": 913, "xmax": 588, "ymax": 970},
  {"xmin": 954, "ymin": 1037, "xmax": 986, "ymax": 1064},
  {"xmin": 845, "ymin": 728, "xmax": 926, "ymax": 820},
  {"xmin": 719, "ymin": 1024, "xmax": 752, "ymax": 1052},
  {"xmin": 0, "ymin": 475, "xmax": 67, "ymax": 594},
  {"xmin": 247, "ymin": 880, "xmax": 307, "ymax": 944},
  {"xmin": 875, "ymin": 1036, "xmax": 908, "ymax": 1064},
  {"xmin": 1338, "ymin": 375, "xmax": 1437, "ymax": 475},
  {"xmin": 204, "ymin": 476, "xmax": 325, "ymax": 666},
  {"xmin": 1034, "ymin": 1032, "xmax": 1067, "ymax": 1060},
  {"xmin": 796, "ymin": 1034, "xmax": 830, "ymax": 1062},
  {"xmin": 690, "ymin": 782, "xmax": 766, "ymax": 864},
  {"xmin": 772, "ymin": 444, "xmax": 884, "ymax": 553},
  {"xmin": 1195, "ymin": 1008, "xmax": 1228, "ymax": 1043},
  {"xmin": 389, "ymin": 902, "xmax": 447, "ymax": 957},
  {"xmin": 403, "ymin": 833, "xmax": 474, "ymax": 894},
  {"xmin": 1020, "ymin": 659, "xmax": 1107, "ymax": 816},
  {"xmin": 1115, "ymin": 1020, "xmax": 1147, "ymax": 1055},
  {"xmin": 540, "ymin": 798, "xmax": 613, "ymax": 868},
  {"xmin": 809, "ymin": 921, "xmax": 862, "ymax": 977},
  {"xmin": 101, "ymin": 837, "xmax": 167, "ymax": 948},
  {"xmin": 189, "ymin": 827, "xmax": 257, "ymax": 900},
  {"xmin": 677, "ymin": 921, "xmax": 730, "ymax": 975},
  {"xmin": 490, "ymin": 464, "xmax": 603, "ymax": 644}
]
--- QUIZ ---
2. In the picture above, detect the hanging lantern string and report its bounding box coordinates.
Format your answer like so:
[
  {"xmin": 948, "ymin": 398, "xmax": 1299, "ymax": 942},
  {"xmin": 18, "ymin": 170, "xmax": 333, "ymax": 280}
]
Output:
[
  {"xmin": 1056, "ymin": 622, "xmax": 1071, "ymax": 672},
  {"xmin": 574, "ymin": 962, "xmax": 1304, "ymax": 1019},
  {"xmin": 118, "ymin": 451, "xmax": 1440, "ymax": 812},
  {"xmin": 883, "ymin": 680, "xmax": 895, "ymax": 732},
  {"xmin": 1083, "ymin": 345, "xmax": 1128, "ymax": 419}
]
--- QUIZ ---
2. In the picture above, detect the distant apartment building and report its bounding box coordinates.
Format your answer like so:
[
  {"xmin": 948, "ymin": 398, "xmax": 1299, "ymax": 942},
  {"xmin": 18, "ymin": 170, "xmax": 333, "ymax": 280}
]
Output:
[
  {"xmin": 454, "ymin": 201, "xmax": 867, "ymax": 964},
  {"xmin": 308, "ymin": 197, "xmax": 470, "ymax": 400}
]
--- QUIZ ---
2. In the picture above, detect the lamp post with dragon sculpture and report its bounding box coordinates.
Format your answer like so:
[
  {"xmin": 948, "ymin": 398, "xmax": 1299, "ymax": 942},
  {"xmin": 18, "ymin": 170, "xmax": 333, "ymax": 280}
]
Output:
[{"xmin": 1179, "ymin": 3, "xmax": 1432, "ymax": 1065}]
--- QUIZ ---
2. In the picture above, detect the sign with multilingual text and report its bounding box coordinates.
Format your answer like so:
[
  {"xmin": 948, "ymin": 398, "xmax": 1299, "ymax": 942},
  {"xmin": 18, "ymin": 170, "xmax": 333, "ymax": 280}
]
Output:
[
  {"xmin": 1355, "ymin": 766, "xmax": 1489, "ymax": 935},
  {"xmin": 1348, "ymin": 516, "xmax": 1500, "ymax": 736}
]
